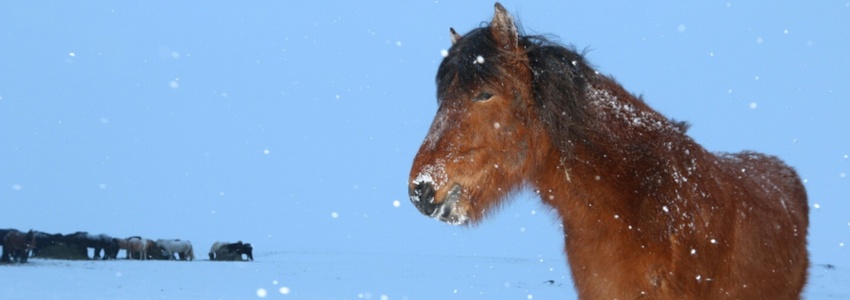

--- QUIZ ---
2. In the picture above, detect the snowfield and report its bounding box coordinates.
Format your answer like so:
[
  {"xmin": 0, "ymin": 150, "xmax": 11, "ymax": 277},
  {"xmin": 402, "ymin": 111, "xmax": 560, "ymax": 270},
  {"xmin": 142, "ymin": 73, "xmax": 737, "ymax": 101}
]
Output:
[{"xmin": 1, "ymin": 251, "xmax": 846, "ymax": 299}]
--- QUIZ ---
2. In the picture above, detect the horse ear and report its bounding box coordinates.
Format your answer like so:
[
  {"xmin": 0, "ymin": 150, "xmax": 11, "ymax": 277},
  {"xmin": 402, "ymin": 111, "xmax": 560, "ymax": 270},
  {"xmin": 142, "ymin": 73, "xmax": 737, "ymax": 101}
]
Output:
[
  {"xmin": 490, "ymin": 2, "xmax": 518, "ymax": 50},
  {"xmin": 450, "ymin": 27, "xmax": 462, "ymax": 44}
]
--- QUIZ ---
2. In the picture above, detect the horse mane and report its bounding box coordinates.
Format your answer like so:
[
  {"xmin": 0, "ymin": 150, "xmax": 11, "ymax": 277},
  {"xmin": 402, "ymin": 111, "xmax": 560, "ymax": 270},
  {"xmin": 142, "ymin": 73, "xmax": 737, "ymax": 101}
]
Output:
[
  {"xmin": 523, "ymin": 37, "xmax": 597, "ymax": 157},
  {"xmin": 438, "ymin": 22, "xmax": 693, "ymax": 162}
]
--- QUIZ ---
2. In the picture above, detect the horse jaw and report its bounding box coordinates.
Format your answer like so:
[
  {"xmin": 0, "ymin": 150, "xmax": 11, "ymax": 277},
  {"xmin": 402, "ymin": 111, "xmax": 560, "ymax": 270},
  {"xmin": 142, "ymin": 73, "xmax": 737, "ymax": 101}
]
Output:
[{"xmin": 433, "ymin": 184, "xmax": 469, "ymax": 225}]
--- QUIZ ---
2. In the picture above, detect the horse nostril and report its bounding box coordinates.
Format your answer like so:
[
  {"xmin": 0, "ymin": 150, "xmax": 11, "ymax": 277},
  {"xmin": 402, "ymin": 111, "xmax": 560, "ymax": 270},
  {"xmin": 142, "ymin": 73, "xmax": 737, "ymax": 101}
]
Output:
[{"xmin": 410, "ymin": 181, "xmax": 437, "ymax": 216}]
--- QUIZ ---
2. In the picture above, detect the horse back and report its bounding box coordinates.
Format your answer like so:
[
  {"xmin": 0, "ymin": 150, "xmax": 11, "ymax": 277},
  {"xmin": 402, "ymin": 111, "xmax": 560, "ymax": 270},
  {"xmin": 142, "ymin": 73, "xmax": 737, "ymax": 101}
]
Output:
[
  {"xmin": 209, "ymin": 241, "xmax": 225, "ymax": 253},
  {"xmin": 3, "ymin": 230, "xmax": 22, "ymax": 248},
  {"xmin": 712, "ymin": 151, "xmax": 809, "ymax": 298},
  {"xmin": 716, "ymin": 151, "xmax": 808, "ymax": 225}
]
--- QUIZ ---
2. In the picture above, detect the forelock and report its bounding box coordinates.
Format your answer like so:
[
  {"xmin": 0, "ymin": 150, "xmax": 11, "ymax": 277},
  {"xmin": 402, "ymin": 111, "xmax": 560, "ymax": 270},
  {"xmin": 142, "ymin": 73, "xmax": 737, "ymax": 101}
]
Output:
[{"xmin": 435, "ymin": 28, "xmax": 505, "ymax": 102}]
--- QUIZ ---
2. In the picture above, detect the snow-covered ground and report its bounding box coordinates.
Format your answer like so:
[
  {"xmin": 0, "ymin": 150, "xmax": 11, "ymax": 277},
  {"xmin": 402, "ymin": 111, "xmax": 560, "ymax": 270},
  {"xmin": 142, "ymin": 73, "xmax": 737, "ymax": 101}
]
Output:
[{"xmin": 1, "ymin": 251, "xmax": 846, "ymax": 299}]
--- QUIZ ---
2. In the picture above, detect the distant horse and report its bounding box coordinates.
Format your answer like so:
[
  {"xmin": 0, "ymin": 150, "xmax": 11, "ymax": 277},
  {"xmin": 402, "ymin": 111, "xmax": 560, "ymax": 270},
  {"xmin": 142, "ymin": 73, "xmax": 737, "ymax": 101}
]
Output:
[
  {"xmin": 156, "ymin": 239, "xmax": 194, "ymax": 261},
  {"xmin": 209, "ymin": 241, "xmax": 226, "ymax": 260},
  {"xmin": 408, "ymin": 3, "xmax": 809, "ymax": 299},
  {"xmin": 115, "ymin": 237, "xmax": 130, "ymax": 258},
  {"xmin": 31, "ymin": 231, "xmax": 66, "ymax": 257},
  {"xmin": 209, "ymin": 241, "xmax": 253, "ymax": 261},
  {"xmin": 0, "ymin": 228, "xmax": 9, "ymax": 247},
  {"xmin": 2, "ymin": 229, "xmax": 36, "ymax": 263},
  {"xmin": 65, "ymin": 232, "xmax": 120, "ymax": 260},
  {"xmin": 96, "ymin": 234, "xmax": 120, "ymax": 259},
  {"xmin": 125, "ymin": 237, "xmax": 154, "ymax": 260},
  {"xmin": 0, "ymin": 229, "xmax": 9, "ymax": 261}
]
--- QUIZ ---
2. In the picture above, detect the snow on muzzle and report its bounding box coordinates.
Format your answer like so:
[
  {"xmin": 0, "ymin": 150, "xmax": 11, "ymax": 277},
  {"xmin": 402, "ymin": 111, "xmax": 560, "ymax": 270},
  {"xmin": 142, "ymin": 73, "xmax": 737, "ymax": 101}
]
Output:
[{"xmin": 409, "ymin": 182, "xmax": 468, "ymax": 225}]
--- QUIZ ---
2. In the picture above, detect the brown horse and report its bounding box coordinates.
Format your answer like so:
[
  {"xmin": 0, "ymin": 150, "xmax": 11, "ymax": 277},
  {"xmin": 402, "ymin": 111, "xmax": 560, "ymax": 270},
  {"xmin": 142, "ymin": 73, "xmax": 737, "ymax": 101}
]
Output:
[
  {"xmin": 408, "ymin": 3, "xmax": 809, "ymax": 299},
  {"xmin": 2, "ymin": 229, "xmax": 36, "ymax": 263}
]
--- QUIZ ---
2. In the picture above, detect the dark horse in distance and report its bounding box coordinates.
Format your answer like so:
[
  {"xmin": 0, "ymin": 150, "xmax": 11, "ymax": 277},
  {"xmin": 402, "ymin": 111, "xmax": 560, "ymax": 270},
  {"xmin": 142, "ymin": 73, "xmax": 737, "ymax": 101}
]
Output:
[
  {"xmin": 209, "ymin": 241, "xmax": 254, "ymax": 261},
  {"xmin": 2, "ymin": 229, "xmax": 36, "ymax": 263},
  {"xmin": 408, "ymin": 3, "xmax": 808, "ymax": 299}
]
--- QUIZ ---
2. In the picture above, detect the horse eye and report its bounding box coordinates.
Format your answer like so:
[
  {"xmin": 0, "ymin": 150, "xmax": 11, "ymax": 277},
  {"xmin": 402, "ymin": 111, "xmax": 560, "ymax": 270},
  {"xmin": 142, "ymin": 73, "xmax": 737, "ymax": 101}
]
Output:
[{"xmin": 472, "ymin": 92, "xmax": 493, "ymax": 102}]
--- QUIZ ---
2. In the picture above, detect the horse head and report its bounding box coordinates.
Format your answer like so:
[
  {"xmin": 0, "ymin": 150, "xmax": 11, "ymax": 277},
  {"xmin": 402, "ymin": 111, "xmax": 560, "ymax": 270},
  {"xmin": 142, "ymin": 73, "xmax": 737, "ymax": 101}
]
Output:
[
  {"xmin": 408, "ymin": 3, "xmax": 547, "ymax": 226},
  {"xmin": 24, "ymin": 230, "xmax": 37, "ymax": 250}
]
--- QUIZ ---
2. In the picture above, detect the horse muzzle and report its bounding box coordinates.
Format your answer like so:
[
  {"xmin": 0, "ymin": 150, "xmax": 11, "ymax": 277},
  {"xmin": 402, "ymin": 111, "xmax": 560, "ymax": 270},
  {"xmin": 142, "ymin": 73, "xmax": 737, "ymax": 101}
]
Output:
[{"xmin": 409, "ymin": 182, "xmax": 468, "ymax": 225}]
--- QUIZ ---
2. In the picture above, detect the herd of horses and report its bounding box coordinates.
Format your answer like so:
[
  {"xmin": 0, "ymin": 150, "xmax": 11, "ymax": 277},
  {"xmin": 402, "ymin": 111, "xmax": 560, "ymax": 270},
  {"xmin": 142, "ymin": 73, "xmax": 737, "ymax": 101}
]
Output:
[{"xmin": 0, "ymin": 228, "xmax": 253, "ymax": 263}]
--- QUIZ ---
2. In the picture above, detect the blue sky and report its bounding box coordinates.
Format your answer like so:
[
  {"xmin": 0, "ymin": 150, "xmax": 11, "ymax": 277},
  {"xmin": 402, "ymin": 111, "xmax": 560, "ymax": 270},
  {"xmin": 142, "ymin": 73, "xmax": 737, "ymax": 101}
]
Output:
[{"xmin": 1, "ymin": 0, "xmax": 848, "ymax": 284}]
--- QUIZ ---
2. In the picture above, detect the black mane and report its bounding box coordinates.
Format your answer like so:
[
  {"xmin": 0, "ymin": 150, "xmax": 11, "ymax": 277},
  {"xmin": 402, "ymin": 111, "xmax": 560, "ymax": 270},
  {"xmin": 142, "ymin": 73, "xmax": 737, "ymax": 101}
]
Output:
[{"xmin": 526, "ymin": 39, "xmax": 596, "ymax": 156}]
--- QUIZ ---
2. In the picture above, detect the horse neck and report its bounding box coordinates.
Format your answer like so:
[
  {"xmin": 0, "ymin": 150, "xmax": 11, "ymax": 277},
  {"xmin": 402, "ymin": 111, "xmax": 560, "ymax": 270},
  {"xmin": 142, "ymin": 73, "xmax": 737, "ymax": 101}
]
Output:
[{"xmin": 533, "ymin": 75, "xmax": 698, "ymax": 237}]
